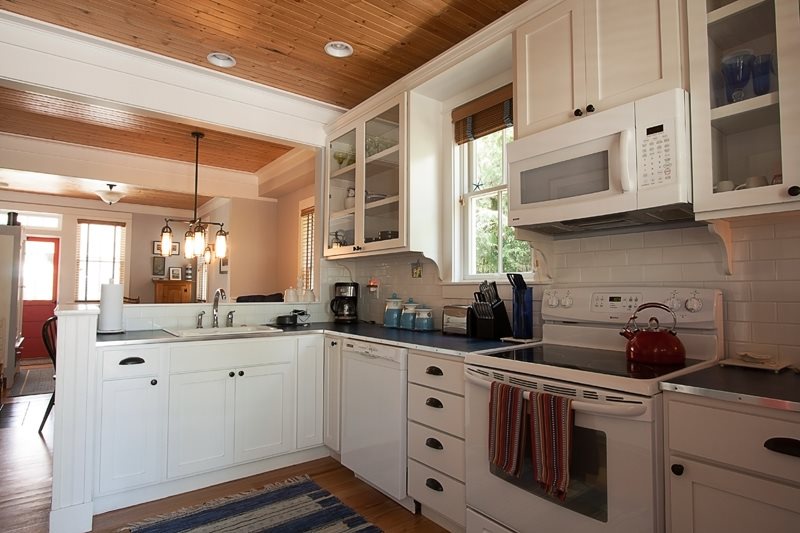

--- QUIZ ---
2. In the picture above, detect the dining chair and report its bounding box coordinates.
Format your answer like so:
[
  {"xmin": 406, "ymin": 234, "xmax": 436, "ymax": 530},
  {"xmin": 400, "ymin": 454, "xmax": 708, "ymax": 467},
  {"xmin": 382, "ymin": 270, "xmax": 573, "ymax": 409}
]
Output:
[{"xmin": 38, "ymin": 316, "xmax": 57, "ymax": 434}]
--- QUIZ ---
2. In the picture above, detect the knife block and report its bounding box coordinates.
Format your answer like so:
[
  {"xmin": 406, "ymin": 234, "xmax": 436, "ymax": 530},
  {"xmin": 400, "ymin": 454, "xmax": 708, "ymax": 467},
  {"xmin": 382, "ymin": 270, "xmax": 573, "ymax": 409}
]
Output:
[{"xmin": 468, "ymin": 302, "xmax": 512, "ymax": 339}]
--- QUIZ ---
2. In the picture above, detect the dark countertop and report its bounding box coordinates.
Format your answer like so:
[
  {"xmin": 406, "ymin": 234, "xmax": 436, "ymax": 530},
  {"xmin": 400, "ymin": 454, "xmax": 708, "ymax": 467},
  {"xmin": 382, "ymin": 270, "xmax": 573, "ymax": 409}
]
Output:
[
  {"xmin": 97, "ymin": 321, "xmax": 522, "ymax": 357},
  {"xmin": 661, "ymin": 364, "xmax": 800, "ymax": 412}
]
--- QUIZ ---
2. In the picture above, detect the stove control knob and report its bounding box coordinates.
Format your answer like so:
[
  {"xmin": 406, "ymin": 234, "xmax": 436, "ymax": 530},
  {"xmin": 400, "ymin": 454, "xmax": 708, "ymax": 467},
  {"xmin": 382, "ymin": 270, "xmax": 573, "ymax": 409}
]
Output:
[
  {"xmin": 685, "ymin": 297, "xmax": 703, "ymax": 313},
  {"xmin": 547, "ymin": 294, "xmax": 560, "ymax": 308},
  {"xmin": 560, "ymin": 296, "xmax": 573, "ymax": 308},
  {"xmin": 665, "ymin": 296, "xmax": 681, "ymax": 311}
]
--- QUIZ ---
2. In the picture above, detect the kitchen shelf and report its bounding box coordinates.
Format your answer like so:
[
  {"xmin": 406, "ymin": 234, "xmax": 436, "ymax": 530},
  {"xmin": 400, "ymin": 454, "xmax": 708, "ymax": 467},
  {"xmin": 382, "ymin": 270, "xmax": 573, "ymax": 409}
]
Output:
[
  {"xmin": 366, "ymin": 144, "xmax": 400, "ymax": 166},
  {"xmin": 710, "ymin": 91, "xmax": 779, "ymax": 134},
  {"xmin": 330, "ymin": 164, "xmax": 356, "ymax": 181},
  {"xmin": 329, "ymin": 209, "xmax": 355, "ymax": 221},
  {"xmin": 707, "ymin": 0, "xmax": 774, "ymax": 50},
  {"xmin": 364, "ymin": 195, "xmax": 400, "ymax": 210}
]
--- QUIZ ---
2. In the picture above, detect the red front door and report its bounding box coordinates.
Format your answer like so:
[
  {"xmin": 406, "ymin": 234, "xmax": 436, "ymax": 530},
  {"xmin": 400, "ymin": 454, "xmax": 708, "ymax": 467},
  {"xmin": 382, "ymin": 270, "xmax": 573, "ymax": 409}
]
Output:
[{"xmin": 21, "ymin": 237, "xmax": 59, "ymax": 360}]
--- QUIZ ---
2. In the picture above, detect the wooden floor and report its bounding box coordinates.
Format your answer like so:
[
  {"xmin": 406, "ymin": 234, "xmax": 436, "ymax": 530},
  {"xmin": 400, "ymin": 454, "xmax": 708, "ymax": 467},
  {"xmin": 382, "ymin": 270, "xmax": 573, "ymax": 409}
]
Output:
[{"xmin": 0, "ymin": 387, "xmax": 447, "ymax": 532}]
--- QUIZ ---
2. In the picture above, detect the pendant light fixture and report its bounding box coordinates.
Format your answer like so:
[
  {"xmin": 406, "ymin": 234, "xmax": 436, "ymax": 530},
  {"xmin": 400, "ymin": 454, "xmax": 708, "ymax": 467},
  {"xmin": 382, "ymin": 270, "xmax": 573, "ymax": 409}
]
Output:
[
  {"xmin": 159, "ymin": 132, "xmax": 228, "ymax": 263},
  {"xmin": 96, "ymin": 183, "xmax": 125, "ymax": 205}
]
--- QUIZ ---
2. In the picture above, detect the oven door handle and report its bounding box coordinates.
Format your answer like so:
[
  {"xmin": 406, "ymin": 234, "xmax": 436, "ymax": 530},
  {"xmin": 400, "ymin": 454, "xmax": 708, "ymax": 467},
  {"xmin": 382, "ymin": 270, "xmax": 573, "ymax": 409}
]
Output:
[{"xmin": 465, "ymin": 372, "xmax": 647, "ymax": 418}]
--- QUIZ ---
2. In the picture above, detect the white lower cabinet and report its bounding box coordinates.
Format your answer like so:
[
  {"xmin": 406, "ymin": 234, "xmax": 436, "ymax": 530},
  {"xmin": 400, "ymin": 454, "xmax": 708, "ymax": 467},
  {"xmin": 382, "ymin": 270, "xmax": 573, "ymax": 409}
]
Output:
[
  {"xmin": 166, "ymin": 337, "xmax": 298, "ymax": 479},
  {"xmin": 466, "ymin": 508, "xmax": 516, "ymax": 533},
  {"xmin": 665, "ymin": 391, "xmax": 800, "ymax": 533},
  {"xmin": 97, "ymin": 345, "xmax": 167, "ymax": 495},
  {"xmin": 407, "ymin": 350, "xmax": 466, "ymax": 529},
  {"xmin": 323, "ymin": 335, "xmax": 341, "ymax": 452},
  {"xmin": 296, "ymin": 335, "xmax": 324, "ymax": 449}
]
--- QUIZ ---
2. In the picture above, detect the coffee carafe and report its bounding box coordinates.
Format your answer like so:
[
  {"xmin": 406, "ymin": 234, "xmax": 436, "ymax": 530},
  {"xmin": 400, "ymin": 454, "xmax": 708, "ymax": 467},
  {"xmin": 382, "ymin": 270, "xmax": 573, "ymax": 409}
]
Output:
[{"xmin": 331, "ymin": 282, "xmax": 358, "ymax": 323}]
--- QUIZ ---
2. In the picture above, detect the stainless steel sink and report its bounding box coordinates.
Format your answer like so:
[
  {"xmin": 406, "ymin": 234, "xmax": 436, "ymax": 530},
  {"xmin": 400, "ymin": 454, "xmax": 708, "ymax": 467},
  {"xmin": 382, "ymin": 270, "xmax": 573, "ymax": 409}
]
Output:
[{"xmin": 163, "ymin": 325, "xmax": 283, "ymax": 337}]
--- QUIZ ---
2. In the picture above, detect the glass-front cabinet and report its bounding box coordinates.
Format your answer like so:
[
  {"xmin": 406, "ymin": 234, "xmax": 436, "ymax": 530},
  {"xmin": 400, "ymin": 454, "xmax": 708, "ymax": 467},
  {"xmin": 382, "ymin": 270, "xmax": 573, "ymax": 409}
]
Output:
[
  {"xmin": 325, "ymin": 94, "xmax": 406, "ymax": 257},
  {"xmin": 690, "ymin": 0, "xmax": 800, "ymax": 218}
]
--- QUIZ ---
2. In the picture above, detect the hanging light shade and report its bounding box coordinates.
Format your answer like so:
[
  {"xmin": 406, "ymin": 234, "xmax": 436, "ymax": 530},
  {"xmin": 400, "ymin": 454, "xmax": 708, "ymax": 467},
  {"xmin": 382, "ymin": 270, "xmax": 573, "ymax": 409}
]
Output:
[
  {"xmin": 215, "ymin": 226, "xmax": 228, "ymax": 258},
  {"xmin": 160, "ymin": 220, "xmax": 173, "ymax": 257},
  {"xmin": 156, "ymin": 131, "xmax": 230, "ymax": 265},
  {"xmin": 96, "ymin": 183, "xmax": 125, "ymax": 205}
]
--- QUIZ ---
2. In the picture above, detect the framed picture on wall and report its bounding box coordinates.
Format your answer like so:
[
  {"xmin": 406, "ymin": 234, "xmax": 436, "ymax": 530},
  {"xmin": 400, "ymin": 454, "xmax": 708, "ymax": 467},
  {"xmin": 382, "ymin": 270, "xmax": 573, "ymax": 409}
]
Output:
[
  {"xmin": 152, "ymin": 241, "xmax": 162, "ymax": 255},
  {"xmin": 168, "ymin": 267, "xmax": 182, "ymax": 281},
  {"xmin": 219, "ymin": 257, "xmax": 229, "ymax": 274},
  {"xmin": 170, "ymin": 242, "xmax": 180, "ymax": 256},
  {"xmin": 152, "ymin": 256, "xmax": 166, "ymax": 277}
]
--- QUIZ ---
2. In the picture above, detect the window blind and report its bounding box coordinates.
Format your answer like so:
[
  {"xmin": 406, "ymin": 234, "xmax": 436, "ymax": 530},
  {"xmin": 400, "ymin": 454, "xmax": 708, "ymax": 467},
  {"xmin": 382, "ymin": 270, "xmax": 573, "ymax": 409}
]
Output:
[
  {"xmin": 299, "ymin": 206, "xmax": 315, "ymax": 291},
  {"xmin": 452, "ymin": 84, "xmax": 513, "ymax": 145},
  {"xmin": 74, "ymin": 220, "xmax": 126, "ymax": 302}
]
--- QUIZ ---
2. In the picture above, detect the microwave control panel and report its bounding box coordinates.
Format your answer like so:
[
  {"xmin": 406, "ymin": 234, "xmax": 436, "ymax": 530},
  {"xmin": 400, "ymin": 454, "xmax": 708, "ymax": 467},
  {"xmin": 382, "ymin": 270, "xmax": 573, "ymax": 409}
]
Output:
[{"xmin": 639, "ymin": 123, "xmax": 673, "ymax": 188}]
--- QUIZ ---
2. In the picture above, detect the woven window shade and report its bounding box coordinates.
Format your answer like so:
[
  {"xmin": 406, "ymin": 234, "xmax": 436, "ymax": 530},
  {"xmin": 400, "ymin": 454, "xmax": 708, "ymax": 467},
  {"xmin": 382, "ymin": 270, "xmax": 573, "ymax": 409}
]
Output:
[
  {"xmin": 452, "ymin": 84, "xmax": 513, "ymax": 145},
  {"xmin": 299, "ymin": 206, "xmax": 315, "ymax": 291}
]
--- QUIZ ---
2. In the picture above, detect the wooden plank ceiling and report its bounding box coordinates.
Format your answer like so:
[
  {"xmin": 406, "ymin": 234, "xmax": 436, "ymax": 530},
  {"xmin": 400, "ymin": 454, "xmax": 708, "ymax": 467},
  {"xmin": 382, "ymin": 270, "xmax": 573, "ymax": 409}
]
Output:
[{"xmin": 0, "ymin": 0, "xmax": 526, "ymax": 109}]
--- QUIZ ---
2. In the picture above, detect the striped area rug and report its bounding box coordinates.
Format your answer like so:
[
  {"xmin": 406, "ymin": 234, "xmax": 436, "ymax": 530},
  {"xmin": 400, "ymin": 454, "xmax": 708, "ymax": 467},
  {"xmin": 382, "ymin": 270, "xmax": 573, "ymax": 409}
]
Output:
[{"xmin": 123, "ymin": 475, "xmax": 382, "ymax": 532}]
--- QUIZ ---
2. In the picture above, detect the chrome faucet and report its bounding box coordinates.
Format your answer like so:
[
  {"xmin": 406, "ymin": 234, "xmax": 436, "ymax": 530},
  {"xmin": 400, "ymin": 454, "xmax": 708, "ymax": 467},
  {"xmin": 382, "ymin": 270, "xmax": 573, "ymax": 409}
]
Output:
[
  {"xmin": 212, "ymin": 288, "xmax": 227, "ymax": 328},
  {"xmin": 226, "ymin": 310, "xmax": 235, "ymax": 328},
  {"xmin": 196, "ymin": 310, "xmax": 205, "ymax": 329}
]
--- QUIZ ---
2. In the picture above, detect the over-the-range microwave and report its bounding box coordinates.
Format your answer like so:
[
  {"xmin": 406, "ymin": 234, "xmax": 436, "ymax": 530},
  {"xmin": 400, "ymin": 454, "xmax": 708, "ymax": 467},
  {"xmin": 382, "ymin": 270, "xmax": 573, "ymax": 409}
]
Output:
[{"xmin": 508, "ymin": 89, "xmax": 693, "ymax": 235}]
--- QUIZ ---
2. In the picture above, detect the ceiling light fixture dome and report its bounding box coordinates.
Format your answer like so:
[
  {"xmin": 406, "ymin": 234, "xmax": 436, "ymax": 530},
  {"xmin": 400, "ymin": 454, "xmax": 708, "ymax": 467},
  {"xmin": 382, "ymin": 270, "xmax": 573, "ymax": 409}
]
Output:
[
  {"xmin": 207, "ymin": 52, "xmax": 237, "ymax": 68},
  {"xmin": 324, "ymin": 41, "xmax": 354, "ymax": 58},
  {"xmin": 96, "ymin": 183, "xmax": 125, "ymax": 205}
]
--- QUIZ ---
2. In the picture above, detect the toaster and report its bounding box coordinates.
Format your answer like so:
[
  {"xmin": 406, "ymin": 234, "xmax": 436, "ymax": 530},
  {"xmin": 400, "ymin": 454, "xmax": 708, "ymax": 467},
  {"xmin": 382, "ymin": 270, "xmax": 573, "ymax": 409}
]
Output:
[{"xmin": 442, "ymin": 305, "xmax": 470, "ymax": 335}]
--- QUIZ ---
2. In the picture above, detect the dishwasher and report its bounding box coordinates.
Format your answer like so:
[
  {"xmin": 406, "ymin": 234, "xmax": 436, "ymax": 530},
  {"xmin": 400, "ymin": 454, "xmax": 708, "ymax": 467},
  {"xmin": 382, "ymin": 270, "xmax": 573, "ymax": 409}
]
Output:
[{"xmin": 340, "ymin": 339, "xmax": 411, "ymax": 508}]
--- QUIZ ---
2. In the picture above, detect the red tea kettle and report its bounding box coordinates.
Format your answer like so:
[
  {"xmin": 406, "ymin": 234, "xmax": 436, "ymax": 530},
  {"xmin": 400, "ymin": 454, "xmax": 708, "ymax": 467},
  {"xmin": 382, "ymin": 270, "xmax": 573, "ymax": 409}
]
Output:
[{"xmin": 620, "ymin": 302, "xmax": 686, "ymax": 365}]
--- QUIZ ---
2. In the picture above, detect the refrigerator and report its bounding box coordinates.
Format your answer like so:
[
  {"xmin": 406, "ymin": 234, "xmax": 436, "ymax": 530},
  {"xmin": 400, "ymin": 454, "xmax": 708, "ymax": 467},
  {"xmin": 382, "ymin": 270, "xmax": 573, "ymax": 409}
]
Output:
[{"xmin": 0, "ymin": 224, "xmax": 24, "ymax": 389}]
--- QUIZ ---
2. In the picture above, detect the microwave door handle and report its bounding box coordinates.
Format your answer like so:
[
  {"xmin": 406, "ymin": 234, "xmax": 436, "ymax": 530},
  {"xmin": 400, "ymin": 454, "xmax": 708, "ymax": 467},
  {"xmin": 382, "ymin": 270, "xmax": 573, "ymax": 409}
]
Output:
[{"xmin": 619, "ymin": 129, "xmax": 635, "ymax": 192}]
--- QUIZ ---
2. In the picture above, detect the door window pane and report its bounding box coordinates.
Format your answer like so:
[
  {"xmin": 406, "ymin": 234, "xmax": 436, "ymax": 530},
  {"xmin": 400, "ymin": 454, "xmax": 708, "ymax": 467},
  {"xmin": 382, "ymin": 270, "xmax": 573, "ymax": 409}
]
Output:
[{"xmin": 23, "ymin": 240, "xmax": 56, "ymax": 300}]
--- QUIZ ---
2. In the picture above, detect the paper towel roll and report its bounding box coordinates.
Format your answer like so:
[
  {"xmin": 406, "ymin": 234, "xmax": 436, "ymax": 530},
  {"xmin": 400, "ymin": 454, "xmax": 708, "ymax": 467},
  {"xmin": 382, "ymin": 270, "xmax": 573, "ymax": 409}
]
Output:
[{"xmin": 98, "ymin": 283, "xmax": 124, "ymax": 333}]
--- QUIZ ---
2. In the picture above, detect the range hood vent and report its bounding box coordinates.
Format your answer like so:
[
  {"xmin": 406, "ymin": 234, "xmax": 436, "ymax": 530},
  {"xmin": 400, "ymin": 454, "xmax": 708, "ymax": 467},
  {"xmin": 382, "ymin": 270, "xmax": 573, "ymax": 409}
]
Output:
[{"xmin": 515, "ymin": 203, "xmax": 702, "ymax": 238}]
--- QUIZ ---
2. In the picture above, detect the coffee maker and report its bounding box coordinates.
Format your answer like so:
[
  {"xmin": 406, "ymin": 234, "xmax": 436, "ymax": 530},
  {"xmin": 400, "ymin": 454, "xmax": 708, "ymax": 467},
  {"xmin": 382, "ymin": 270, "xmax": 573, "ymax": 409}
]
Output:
[{"xmin": 331, "ymin": 282, "xmax": 358, "ymax": 323}]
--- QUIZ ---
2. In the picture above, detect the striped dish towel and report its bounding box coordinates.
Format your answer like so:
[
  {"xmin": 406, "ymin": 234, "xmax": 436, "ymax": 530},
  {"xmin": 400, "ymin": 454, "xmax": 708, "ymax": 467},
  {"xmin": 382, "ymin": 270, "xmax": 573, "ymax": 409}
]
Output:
[
  {"xmin": 530, "ymin": 391, "xmax": 574, "ymax": 500},
  {"xmin": 488, "ymin": 381, "xmax": 526, "ymax": 476}
]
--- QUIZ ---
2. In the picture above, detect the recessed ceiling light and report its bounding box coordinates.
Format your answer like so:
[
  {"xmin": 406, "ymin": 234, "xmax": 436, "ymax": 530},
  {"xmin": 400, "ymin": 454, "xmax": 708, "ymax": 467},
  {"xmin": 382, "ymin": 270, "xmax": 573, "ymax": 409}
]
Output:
[
  {"xmin": 324, "ymin": 41, "xmax": 354, "ymax": 58},
  {"xmin": 207, "ymin": 52, "xmax": 237, "ymax": 68}
]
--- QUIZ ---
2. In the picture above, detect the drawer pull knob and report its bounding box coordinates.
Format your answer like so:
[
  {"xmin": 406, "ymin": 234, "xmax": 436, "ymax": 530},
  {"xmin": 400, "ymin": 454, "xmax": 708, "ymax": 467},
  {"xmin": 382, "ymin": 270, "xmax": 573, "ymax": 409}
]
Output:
[
  {"xmin": 238, "ymin": 370, "xmax": 245, "ymax": 376},
  {"xmin": 425, "ymin": 478, "xmax": 444, "ymax": 492},
  {"xmin": 119, "ymin": 357, "xmax": 145, "ymax": 365},
  {"xmin": 150, "ymin": 379, "xmax": 157, "ymax": 386},
  {"xmin": 229, "ymin": 371, "xmax": 235, "ymax": 377},
  {"xmin": 764, "ymin": 437, "xmax": 800, "ymax": 458},
  {"xmin": 425, "ymin": 397, "xmax": 443, "ymax": 409},
  {"xmin": 425, "ymin": 366, "xmax": 443, "ymax": 376},
  {"xmin": 670, "ymin": 463, "xmax": 684, "ymax": 476},
  {"xmin": 425, "ymin": 437, "xmax": 444, "ymax": 450}
]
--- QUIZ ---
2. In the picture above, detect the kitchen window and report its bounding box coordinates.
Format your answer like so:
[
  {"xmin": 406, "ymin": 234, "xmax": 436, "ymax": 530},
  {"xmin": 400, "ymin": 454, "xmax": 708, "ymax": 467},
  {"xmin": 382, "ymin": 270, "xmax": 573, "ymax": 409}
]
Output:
[
  {"xmin": 74, "ymin": 219, "xmax": 126, "ymax": 302},
  {"xmin": 453, "ymin": 85, "xmax": 531, "ymax": 279}
]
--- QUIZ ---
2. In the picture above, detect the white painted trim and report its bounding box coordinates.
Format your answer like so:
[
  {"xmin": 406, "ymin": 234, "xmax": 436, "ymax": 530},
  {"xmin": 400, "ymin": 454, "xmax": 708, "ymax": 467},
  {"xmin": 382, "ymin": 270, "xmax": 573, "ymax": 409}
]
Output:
[
  {"xmin": 49, "ymin": 502, "xmax": 93, "ymax": 533},
  {"xmin": 0, "ymin": 191, "xmax": 192, "ymax": 219},
  {"xmin": 0, "ymin": 12, "xmax": 341, "ymax": 147},
  {"xmin": 0, "ymin": 134, "xmax": 259, "ymax": 199}
]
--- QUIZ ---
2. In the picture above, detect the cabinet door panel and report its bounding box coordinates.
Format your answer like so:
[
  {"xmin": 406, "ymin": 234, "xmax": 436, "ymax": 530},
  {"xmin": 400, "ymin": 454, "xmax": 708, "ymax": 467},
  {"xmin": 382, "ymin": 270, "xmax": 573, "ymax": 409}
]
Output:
[
  {"xmin": 168, "ymin": 370, "xmax": 234, "ymax": 478},
  {"xmin": 296, "ymin": 336, "xmax": 324, "ymax": 449},
  {"xmin": 669, "ymin": 457, "xmax": 800, "ymax": 533},
  {"xmin": 515, "ymin": 0, "xmax": 585, "ymax": 137},
  {"xmin": 99, "ymin": 377, "xmax": 164, "ymax": 494},
  {"xmin": 234, "ymin": 363, "xmax": 295, "ymax": 462},
  {"xmin": 585, "ymin": 0, "xmax": 681, "ymax": 110}
]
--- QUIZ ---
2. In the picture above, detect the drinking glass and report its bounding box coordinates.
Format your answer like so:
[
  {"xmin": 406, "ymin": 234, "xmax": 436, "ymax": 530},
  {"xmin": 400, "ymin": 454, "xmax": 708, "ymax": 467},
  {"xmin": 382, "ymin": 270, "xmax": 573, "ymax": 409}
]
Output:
[
  {"xmin": 721, "ymin": 53, "xmax": 754, "ymax": 103},
  {"xmin": 752, "ymin": 54, "xmax": 772, "ymax": 96}
]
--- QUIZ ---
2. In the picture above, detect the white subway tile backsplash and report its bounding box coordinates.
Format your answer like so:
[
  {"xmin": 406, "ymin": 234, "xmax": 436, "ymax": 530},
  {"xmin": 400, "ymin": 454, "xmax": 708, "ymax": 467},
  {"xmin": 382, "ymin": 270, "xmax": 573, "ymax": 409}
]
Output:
[
  {"xmin": 775, "ymin": 303, "xmax": 800, "ymax": 323},
  {"xmin": 724, "ymin": 321, "xmax": 751, "ymax": 342},
  {"xmin": 775, "ymin": 220, "xmax": 800, "ymax": 238},
  {"xmin": 580, "ymin": 235, "xmax": 611, "ymax": 252},
  {"xmin": 556, "ymin": 268, "xmax": 582, "ymax": 283},
  {"xmin": 610, "ymin": 233, "xmax": 643, "ymax": 250},
  {"xmin": 728, "ymin": 261, "xmax": 777, "ymax": 281},
  {"xmin": 609, "ymin": 266, "xmax": 644, "ymax": 283},
  {"xmin": 750, "ymin": 281, "xmax": 800, "ymax": 302},
  {"xmin": 731, "ymin": 224, "xmax": 774, "ymax": 242},
  {"xmin": 752, "ymin": 323, "xmax": 800, "ymax": 346},
  {"xmin": 565, "ymin": 253, "xmax": 596, "ymax": 268},
  {"xmin": 593, "ymin": 251, "xmax": 627, "ymax": 267},
  {"xmin": 662, "ymin": 244, "xmax": 721, "ymax": 264},
  {"xmin": 726, "ymin": 302, "xmax": 777, "ymax": 323},
  {"xmin": 643, "ymin": 264, "xmax": 682, "ymax": 281},
  {"xmin": 554, "ymin": 239, "xmax": 581, "ymax": 253},
  {"xmin": 681, "ymin": 226, "xmax": 717, "ymax": 244},
  {"xmin": 776, "ymin": 259, "xmax": 800, "ymax": 280},
  {"xmin": 644, "ymin": 228, "xmax": 683, "ymax": 247},
  {"xmin": 627, "ymin": 248, "xmax": 663, "ymax": 265},
  {"xmin": 732, "ymin": 242, "xmax": 749, "ymax": 261},
  {"xmin": 681, "ymin": 262, "xmax": 725, "ymax": 281},
  {"xmin": 750, "ymin": 238, "xmax": 800, "ymax": 260},
  {"xmin": 581, "ymin": 267, "xmax": 611, "ymax": 283},
  {"xmin": 712, "ymin": 281, "xmax": 752, "ymax": 302}
]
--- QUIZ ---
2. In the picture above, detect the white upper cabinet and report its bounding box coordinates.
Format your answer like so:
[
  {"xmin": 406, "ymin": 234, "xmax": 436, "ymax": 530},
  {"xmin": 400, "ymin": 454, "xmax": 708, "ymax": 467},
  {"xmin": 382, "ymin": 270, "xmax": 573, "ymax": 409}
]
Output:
[
  {"xmin": 690, "ymin": 0, "xmax": 800, "ymax": 219},
  {"xmin": 514, "ymin": 0, "xmax": 683, "ymax": 138}
]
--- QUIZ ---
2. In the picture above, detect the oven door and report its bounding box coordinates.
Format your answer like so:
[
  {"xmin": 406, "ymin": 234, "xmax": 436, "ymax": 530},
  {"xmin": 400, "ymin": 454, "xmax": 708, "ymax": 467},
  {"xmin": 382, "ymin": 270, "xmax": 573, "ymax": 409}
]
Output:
[
  {"xmin": 465, "ymin": 366, "xmax": 663, "ymax": 533},
  {"xmin": 507, "ymin": 101, "xmax": 637, "ymax": 228}
]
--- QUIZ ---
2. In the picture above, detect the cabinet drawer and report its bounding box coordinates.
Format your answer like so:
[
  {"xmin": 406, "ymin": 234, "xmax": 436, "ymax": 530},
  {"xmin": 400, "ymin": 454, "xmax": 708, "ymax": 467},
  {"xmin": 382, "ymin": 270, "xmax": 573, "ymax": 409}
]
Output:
[
  {"xmin": 408, "ymin": 459, "xmax": 465, "ymax": 527},
  {"xmin": 408, "ymin": 352, "xmax": 464, "ymax": 395},
  {"xmin": 102, "ymin": 346, "xmax": 161, "ymax": 379},
  {"xmin": 408, "ymin": 383, "xmax": 465, "ymax": 438},
  {"xmin": 408, "ymin": 422, "xmax": 465, "ymax": 482},
  {"xmin": 669, "ymin": 400, "xmax": 800, "ymax": 485},
  {"xmin": 170, "ymin": 337, "xmax": 295, "ymax": 373}
]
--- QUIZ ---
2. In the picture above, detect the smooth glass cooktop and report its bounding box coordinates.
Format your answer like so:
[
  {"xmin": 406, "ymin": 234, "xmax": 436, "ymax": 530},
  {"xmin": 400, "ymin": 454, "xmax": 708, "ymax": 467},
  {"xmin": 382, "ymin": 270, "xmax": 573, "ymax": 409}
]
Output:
[{"xmin": 480, "ymin": 344, "xmax": 705, "ymax": 380}]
